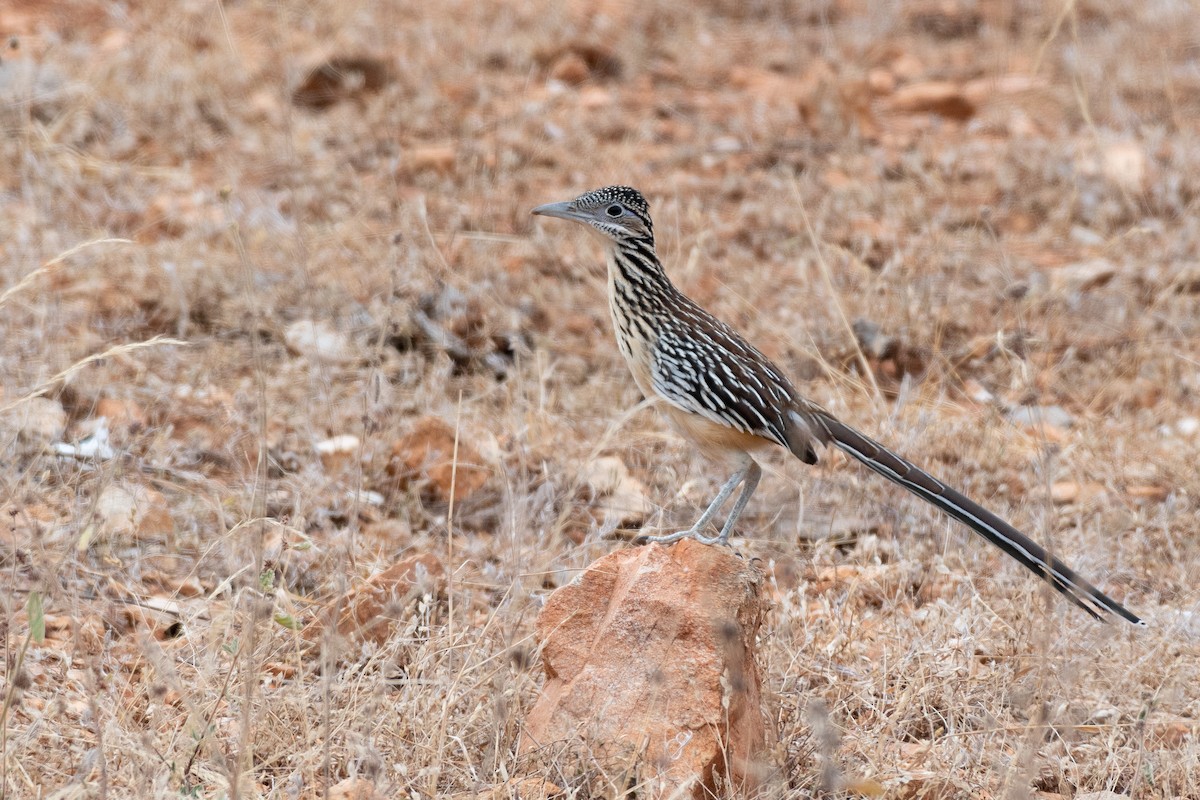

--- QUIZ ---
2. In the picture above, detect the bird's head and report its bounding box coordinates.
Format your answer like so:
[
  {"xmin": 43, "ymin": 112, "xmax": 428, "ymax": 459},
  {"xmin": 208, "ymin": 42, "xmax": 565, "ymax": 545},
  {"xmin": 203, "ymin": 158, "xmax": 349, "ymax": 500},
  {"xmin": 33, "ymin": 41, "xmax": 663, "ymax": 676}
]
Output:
[{"xmin": 532, "ymin": 186, "xmax": 654, "ymax": 244}]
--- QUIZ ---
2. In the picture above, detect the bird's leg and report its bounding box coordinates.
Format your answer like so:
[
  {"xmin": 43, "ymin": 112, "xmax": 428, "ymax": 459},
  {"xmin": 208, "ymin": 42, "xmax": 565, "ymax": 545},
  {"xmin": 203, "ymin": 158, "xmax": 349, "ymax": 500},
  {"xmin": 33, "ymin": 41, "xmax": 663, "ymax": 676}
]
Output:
[
  {"xmin": 713, "ymin": 460, "xmax": 761, "ymax": 545},
  {"xmin": 640, "ymin": 458, "xmax": 755, "ymax": 545}
]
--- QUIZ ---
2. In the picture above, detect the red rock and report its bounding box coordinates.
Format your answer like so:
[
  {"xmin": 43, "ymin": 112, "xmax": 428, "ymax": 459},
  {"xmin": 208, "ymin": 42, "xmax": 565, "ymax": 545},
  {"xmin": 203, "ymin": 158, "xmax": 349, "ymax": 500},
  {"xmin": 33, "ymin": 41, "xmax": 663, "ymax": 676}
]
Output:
[
  {"xmin": 1049, "ymin": 481, "xmax": 1107, "ymax": 506},
  {"xmin": 867, "ymin": 68, "xmax": 896, "ymax": 95},
  {"xmin": 521, "ymin": 539, "xmax": 768, "ymax": 797},
  {"xmin": 550, "ymin": 53, "xmax": 589, "ymax": 84},
  {"xmin": 540, "ymin": 42, "xmax": 623, "ymax": 83},
  {"xmin": 94, "ymin": 396, "xmax": 146, "ymax": 430},
  {"xmin": 387, "ymin": 416, "xmax": 490, "ymax": 503},
  {"xmin": 1150, "ymin": 715, "xmax": 1196, "ymax": 748},
  {"xmin": 450, "ymin": 777, "xmax": 565, "ymax": 800},
  {"xmin": 888, "ymin": 80, "xmax": 975, "ymax": 120},
  {"xmin": 291, "ymin": 56, "xmax": 391, "ymax": 109},
  {"xmin": 808, "ymin": 563, "xmax": 919, "ymax": 608},
  {"xmin": 327, "ymin": 777, "xmax": 385, "ymax": 800},
  {"xmin": 406, "ymin": 145, "xmax": 457, "ymax": 175},
  {"xmin": 304, "ymin": 553, "xmax": 445, "ymax": 646},
  {"xmin": 0, "ymin": 396, "xmax": 66, "ymax": 443},
  {"xmin": 1126, "ymin": 484, "xmax": 1168, "ymax": 502},
  {"xmin": 316, "ymin": 434, "xmax": 360, "ymax": 474},
  {"xmin": 1101, "ymin": 140, "xmax": 1147, "ymax": 193},
  {"xmin": 94, "ymin": 483, "xmax": 174, "ymax": 543}
]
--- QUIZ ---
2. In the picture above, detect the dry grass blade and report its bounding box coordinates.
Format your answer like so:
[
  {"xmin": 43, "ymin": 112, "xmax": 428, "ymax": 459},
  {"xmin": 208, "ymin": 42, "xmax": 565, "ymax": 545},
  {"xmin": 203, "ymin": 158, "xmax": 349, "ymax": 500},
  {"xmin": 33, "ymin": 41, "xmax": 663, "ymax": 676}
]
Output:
[
  {"xmin": 0, "ymin": 237, "xmax": 132, "ymax": 310},
  {"xmin": 0, "ymin": 336, "xmax": 188, "ymax": 415}
]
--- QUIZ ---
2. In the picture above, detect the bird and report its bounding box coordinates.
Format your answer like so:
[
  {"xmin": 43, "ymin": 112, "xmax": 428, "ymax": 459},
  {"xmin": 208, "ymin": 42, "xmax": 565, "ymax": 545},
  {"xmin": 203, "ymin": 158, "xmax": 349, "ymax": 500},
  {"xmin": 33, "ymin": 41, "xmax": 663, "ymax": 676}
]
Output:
[{"xmin": 532, "ymin": 186, "xmax": 1141, "ymax": 625}]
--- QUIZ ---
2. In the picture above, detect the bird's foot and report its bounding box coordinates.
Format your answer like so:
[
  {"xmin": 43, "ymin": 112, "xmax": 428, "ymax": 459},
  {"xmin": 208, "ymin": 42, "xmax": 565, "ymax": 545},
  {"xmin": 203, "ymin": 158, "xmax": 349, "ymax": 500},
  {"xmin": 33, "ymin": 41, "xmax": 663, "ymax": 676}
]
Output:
[
  {"xmin": 634, "ymin": 528, "xmax": 693, "ymax": 545},
  {"xmin": 635, "ymin": 527, "xmax": 728, "ymax": 546}
]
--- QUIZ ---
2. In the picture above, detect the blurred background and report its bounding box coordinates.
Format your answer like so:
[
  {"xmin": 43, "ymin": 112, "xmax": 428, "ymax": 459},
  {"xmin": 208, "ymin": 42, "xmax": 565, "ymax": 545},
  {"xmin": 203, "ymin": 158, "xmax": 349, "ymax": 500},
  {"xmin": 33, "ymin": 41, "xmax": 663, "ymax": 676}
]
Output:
[{"xmin": 2, "ymin": 0, "xmax": 1198, "ymax": 797}]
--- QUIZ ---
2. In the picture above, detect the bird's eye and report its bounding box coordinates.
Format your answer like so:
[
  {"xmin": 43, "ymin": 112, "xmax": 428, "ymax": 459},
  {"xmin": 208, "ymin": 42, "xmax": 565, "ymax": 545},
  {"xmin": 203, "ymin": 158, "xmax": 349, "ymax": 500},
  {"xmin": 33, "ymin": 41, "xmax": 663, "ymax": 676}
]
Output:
[{"xmin": 605, "ymin": 204, "xmax": 623, "ymax": 218}]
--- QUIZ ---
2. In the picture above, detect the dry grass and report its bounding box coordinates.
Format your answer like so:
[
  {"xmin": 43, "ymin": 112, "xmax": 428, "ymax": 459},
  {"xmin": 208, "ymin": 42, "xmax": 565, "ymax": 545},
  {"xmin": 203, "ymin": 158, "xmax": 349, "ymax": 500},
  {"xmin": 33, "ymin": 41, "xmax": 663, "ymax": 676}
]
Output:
[{"xmin": 2, "ymin": 0, "xmax": 1199, "ymax": 797}]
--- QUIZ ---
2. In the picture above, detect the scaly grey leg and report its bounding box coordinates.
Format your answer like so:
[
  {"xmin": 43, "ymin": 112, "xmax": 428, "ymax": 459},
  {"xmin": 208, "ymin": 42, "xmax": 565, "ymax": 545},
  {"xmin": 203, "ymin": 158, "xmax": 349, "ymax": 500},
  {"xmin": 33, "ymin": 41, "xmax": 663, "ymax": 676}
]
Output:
[
  {"xmin": 640, "ymin": 458, "xmax": 755, "ymax": 545},
  {"xmin": 714, "ymin": 460, "xmax": 761, "ymax": 545}
]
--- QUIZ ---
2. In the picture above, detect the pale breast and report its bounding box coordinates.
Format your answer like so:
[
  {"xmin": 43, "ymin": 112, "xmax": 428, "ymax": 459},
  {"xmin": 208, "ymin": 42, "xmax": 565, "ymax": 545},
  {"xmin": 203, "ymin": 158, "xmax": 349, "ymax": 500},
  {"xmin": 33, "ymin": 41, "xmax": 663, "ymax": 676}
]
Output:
[{"xmin": 659, "ymin": 402, "xmax": 778, "ymax": 461}]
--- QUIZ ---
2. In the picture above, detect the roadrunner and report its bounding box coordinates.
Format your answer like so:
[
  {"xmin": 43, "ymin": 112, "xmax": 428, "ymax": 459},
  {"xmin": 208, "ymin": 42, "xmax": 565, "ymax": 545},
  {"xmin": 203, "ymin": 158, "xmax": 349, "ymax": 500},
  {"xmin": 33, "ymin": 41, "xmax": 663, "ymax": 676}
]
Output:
[{"xmin": 533, "ymin": 186, "xmax": 1141, "ymax": 625}]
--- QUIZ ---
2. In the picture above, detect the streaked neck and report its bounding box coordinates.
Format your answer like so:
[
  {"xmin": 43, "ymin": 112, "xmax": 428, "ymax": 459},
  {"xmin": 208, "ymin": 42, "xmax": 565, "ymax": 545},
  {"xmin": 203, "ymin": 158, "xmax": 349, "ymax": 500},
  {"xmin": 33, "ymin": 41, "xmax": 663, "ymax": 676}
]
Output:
[{"xmin": 607, "ymin": 236, "xmax": 674, "ymax": 296}]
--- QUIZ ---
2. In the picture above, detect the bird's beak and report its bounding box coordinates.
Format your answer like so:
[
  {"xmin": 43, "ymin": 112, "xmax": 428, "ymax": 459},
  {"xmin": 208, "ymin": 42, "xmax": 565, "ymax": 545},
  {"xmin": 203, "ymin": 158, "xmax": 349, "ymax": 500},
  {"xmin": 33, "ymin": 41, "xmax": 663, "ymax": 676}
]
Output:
[{"xmin": 531, "ymin": 200, "xmax": 578, "ymax": 221}]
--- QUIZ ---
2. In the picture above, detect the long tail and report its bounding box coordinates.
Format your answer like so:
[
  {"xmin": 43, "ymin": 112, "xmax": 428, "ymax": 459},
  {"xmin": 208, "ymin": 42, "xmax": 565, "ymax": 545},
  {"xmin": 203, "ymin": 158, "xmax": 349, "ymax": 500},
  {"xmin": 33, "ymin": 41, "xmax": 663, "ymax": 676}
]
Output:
[{"xmin": 803, "ymin": 410, "xmax": 1142, "ymax": 625}]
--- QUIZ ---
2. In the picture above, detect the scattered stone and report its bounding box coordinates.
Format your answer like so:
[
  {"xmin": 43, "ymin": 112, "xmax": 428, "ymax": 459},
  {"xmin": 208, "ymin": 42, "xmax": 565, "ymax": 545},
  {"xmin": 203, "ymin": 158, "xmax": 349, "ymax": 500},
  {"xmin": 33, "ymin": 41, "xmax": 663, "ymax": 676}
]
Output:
[
  {"xmin": 1007, "ymin": 404, "xmax": 1074, "ymax": 431},
  {"xmin": 316, "ymin": 434, "xmax": 360, "ymax": 473},
  {"xmin": 1126, "ymin": 484, "xmax": 1168, "ymax": 503},
  {"xmin": 93, "ymin": 483, "xmax": 174, "ymax": 543},
  {"xmin": 1175, "ymin": 417, "xmax": 1199, "ymax": 437},
  {"xmin": 521, "ymin": 539, "xmax": 768, "ymax": 798},
  {"xmin": 405, "ymin": 284, "xmax": 525, "ymax": 379},
  {"xmin": 346, "ymin": 488, "xmax": 385, "ymax": 506},
  {"xmin": 549, "ymin": 53, "xmax": 589, "ymax": 84},
  {"xmin": 852, "ymin": 318, "xmax": 899, "ymax": 361},
  {"xmin": 304, "ymin": 553, "xmax": 445, "ymax": 646},
  {"xmin": 1150, "ymin": 715, "xmax": 1197, "ymax": 748},
  {"xmin": 41, "ymin": 613, "xmax": 106, "ymax": 656},
  {"xmin": 711, "ymin": 135, "xmax": 743, "ymax": 154},
  {"xmin": 538, "ymin": 42, "xmax": 622, "ymax": 83},
  {"xmin": 580, "ymin": 456, "xmax": 654, "ymax": 529},
  {"xmin": 284, "ymin": 319, "xmax": 359, "ymax": 365},
  {"xmin": 891, "ymin": 774, "xmax": 972, "ymax": 800},
  {"xmin": 451, "ymin": 777, "xmax": 565, "ymax": 800},
  {"xmin": 0, "ymin": 396, "xmax": 67, "ymax": 443},
  {"xmin": 808, "ymin": 563, "xmax": 920, "ymax": 608},
  {"xmin": 1070, "ymin": 225, "xmax": 1108, "ymax": 247},
  {"xmin": 888, "ymin": 80, "xmax": 975, "ymax": 120},
  {"xmin": 53, "ymin": 420, "xmax": 116, "ymax": 460},
  {"xmin": 327, "ymin": 777, "xmax": 386, "ymax": 800},
  {"xmin": 292, "ymin": 56, "xmax": 391, "ymax": 109},
  {"xmin": 961, "ymin": 379, "xmax": 995, "ymax": 405},
  {"xmin": 1102, "ymin": 140, "xmax": 1147, "ymax": 193},
  {"xmin": 386, "ymin": 416, "xmax": 489, "ymax": 504},
  {"xmin": 1050, "ymin": 258, "xmax": 1117, "ymax": 294},
  {"xmin": 1049, "ymin": 481, "xmax": 1106, "ymax": 506},
  {"xmin": 907, "ymin": 1, "xmax": 982, "ymax": 39},
  {"xmin": 404, "ymin": 145, "xmax": 457, "ymax": 175},
  {"xmin": 578, "ymin": 86, "xmax": 613, "ymax": 109},
  {"xmin": 1168, "ymin": 263, "xmax": 1200, "ymax": 294},
  {"xmin": 0, "ymin": 56, "xmax": 68, "ymax": 123},
  {"xmin": 94, "ymin": 396, "xmax": 146, "ymax": 431},
  {"xmin": 867, "ymin": 67, "xmax": 895, "ymax": 95}
]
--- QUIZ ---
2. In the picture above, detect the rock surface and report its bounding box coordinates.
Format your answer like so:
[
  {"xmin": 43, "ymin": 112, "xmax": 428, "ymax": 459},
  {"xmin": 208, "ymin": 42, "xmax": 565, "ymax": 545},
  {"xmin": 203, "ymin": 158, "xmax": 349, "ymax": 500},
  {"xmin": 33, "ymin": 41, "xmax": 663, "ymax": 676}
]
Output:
[
  {"xmin": 304, "ymin": 553, "xmax": 445, "ymax": 647},
  {"xmin": 387, "ymin": 416, "xmax": 490, "ymax": 504},
  {"xmin": 94, "ymin": 483, "xmax": 174, "ymax": 542},
  {"xmin": 521, "ymin": 539, "xmax": 768, "ymax": 797},
  {"xmin": 0, "ymin": 396, "xmax": 67, "ymax": 443},
  {"xmin": 326, "ymin": 777, "xmax": 386, "ymax": 800}
]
